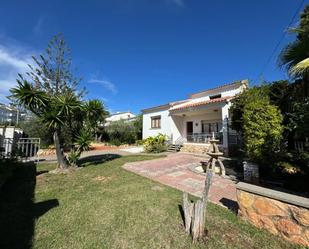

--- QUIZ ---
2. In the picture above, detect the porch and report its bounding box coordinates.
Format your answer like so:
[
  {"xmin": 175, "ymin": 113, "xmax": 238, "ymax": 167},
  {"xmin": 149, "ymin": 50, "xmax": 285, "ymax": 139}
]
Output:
[{"xmin": 168, "ymin": 100, "xmax": 237, "ymax": 154}]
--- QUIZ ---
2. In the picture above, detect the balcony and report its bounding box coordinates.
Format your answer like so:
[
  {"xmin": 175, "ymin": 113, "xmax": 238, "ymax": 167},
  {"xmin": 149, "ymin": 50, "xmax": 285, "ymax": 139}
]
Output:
[{"xmin": 186, "ymin": 132, "xmax": 223, "ymax": 144}]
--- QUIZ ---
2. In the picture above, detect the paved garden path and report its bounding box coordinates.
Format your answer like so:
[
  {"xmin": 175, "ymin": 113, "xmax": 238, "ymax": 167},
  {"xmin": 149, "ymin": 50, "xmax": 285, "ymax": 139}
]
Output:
[{"xmin": 123, "ymin": 153, "xmax": 238, "ymax": 210}]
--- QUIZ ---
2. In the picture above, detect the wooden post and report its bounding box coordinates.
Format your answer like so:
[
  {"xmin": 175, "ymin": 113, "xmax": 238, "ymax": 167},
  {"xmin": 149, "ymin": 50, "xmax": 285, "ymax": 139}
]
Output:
[
  {"xmin": 183, "ymin": 192, "xmax": 194, "ymax": 233},
  {"xmin": 182, "ymin": 169, "xmax": 214, "ymax": 242}
]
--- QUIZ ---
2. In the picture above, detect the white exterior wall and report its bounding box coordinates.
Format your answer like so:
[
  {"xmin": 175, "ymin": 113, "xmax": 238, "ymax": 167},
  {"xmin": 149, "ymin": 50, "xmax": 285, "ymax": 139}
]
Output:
[
  {"xmin": 221, "ymin": 88, "xmax": 241, "ymax": 98},
  {"xmin": 0, "ymin": 127, "xmax": 15, "ymax": 138},
  {"xmin": 106, "ymin": 112, "xmax": 135, "ymax": 122},
  {"xmin": 142, "ymin": 81, "xmax": 247, "ymax": 150},
  {"xmin": 170, "ymin": 115, "xmax": 183, "ymax": 142},
  {"xmin": 142, "ymin": 109, "xmax": 172, "ymax": 140},
  {"xmin": 182, "ymin": 112, "xmax": 222, "ymax": 135}
]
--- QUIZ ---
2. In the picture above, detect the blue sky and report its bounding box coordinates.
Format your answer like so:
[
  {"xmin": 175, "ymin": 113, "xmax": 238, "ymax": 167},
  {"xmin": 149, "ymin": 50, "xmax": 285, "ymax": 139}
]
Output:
[{"xmin": 0, "ymin": 0, "xmax": 307, "ymax": 114}]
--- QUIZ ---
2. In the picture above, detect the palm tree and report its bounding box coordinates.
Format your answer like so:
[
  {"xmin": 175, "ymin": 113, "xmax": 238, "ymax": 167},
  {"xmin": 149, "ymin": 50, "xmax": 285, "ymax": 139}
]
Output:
[
  {"xmin": 279, "ymin": 5, "xmax": 309, "ymax": 82},
  {"xmin": 279, "ymin": 36, "xmax": 309, "ymax": 78},
  {"xmin": 83, "ymin": 99, "xmax": 109, "ymax": 140},
  {"xmin": 10, "ymin": 78, "xmax": 82, "ymax": 168}
]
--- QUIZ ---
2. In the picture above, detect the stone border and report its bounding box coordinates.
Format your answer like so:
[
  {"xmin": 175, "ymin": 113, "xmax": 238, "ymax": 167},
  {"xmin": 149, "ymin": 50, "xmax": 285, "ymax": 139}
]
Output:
[{"xmin": 236, "ymin": 182, "xmax": 309, "ymax": 209}]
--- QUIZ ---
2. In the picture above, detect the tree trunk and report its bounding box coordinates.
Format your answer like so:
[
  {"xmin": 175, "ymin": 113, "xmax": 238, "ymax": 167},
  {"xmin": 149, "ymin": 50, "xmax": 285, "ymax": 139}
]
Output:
[
  {"xmin": 53, "ymin": 130, "xmax": 68, "ymax": 169},
  {"xmin": 98, "ymin": 134, "xmax": 103, "ymax": 142}
]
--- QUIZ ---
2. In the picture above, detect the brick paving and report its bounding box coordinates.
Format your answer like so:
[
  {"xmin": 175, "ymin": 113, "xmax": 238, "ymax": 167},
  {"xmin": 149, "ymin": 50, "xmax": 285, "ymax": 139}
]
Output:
[{"xmin": 123, "ymin": 153, "xmax": 238, "ymax": 210}]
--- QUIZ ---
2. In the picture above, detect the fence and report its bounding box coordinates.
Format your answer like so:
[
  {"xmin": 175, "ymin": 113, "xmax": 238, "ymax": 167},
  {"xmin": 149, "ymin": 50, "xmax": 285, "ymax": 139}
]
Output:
[
  {"xmin": 0, "ymin": 137, "xmax": 40, "ymax": 161},
  {"xmin": 17, "ymin": 138, "xmax": 40, "ymax": 161}
]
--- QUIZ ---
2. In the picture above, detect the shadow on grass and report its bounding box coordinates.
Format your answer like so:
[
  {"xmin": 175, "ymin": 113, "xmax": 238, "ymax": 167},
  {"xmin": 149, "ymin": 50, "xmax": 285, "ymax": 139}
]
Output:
[
  {"xmin": 219, "ymin": 197, "xmax": 239, "ymax": 213},
  {"xmin": 0, "ymin": 163, "xmax": 59, "ymax": 249},
  {"xmin": 79, "ymin": 153, "xmax": 122, "ymax": 167}
]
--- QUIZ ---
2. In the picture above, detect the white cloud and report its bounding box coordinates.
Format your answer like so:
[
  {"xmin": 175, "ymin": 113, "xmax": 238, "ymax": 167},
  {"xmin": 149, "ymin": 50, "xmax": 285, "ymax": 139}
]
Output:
[
  {"xmin": 0, "ymin": 48, "xmax": 29, "ymax": 71},
  {"xmin": 88, "ymin": 78, "xmax": 118, "ymax": 94},
  {"xmin": 0, "ymin": 43, "xmax": 33, "ymax": 104}
]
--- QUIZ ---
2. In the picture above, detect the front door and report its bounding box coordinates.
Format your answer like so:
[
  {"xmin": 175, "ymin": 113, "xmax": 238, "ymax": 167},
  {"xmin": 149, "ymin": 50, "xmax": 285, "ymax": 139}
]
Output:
[{"xmin": 186, "ymin": 121, "xmax": 193, "ymax": 135}]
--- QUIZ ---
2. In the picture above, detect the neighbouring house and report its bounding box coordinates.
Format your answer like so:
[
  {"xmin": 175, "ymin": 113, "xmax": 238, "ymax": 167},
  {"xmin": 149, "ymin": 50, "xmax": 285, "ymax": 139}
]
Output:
[
  {"xmin": 0, "ymin": 126, "xmax": 24, "ymax": 157},
  {"xmin": 142, "ymin": 80, "xmax": 248, "ymax": 154},
  {"xmin": 105, "ymin": 111, "xmax": 136, "ymax": 126},
  {"xmin": 0, "ymin": 103, "xmax": 30, "ymax": 125}
]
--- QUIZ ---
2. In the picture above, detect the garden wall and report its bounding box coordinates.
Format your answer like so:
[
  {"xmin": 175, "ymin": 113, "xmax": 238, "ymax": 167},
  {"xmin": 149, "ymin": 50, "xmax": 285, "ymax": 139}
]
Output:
[
  {"xmin": 236, "ymin": 182, "xmax": 309, "ymax": 247},
  {"xmin": 180, "ymin": 143, "xmax": 210, "ymax": 154}
]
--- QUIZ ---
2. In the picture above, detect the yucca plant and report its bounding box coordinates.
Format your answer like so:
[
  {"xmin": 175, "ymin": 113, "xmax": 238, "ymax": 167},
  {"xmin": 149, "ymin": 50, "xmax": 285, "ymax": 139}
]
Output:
[
  {"xmin": 83, "ymin": 99, "xmax": 109, "ymax": 140},
  {"xmin": 67, "ymin": 149, "xmax": 80, "ymax": 167},
  {"xmin": 75, "ymin": 130, "xmax": 92, "ymax": 154},
  {"xmin": 10, "ymin": 34, "xmax": 85, "ymax": 169},
  {"xmin": 66, "ymin": 129, "xmax": 93, "ymax": 167}
]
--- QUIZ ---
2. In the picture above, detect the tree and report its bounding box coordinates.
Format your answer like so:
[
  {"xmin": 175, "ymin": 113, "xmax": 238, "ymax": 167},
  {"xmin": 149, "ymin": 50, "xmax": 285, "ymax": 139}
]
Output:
[
  {"xmin": 27, "ymin": 34, "xmax": 85, "ymax": 96},
  {"xmin": 230, "ymin": 86, "xmax": 269, "ymax": 133},
  {"xmin": 104, "ymin": 120, "xmax": 137, "ymax": 145},
  {"xmin": 279, "ymin": 5, "xmax": 309, "ymax": 90},
  {"xmin": 10, "ymin": 34, "xmax": 84, "ymax": 168},
  {"xmin": 83, "ymin": 99, "xmax": 109, "ymax": 140},
  {"xmin": 243, "ymin": 100, "xmax": 283, "ymax": 163},
  {"xmin": 132, "ymin": 114, "xmax": 143, "ymax": 140},
  {"xmin": 11, "ymin": 81, "xmax": 81, "ymax": 168}
]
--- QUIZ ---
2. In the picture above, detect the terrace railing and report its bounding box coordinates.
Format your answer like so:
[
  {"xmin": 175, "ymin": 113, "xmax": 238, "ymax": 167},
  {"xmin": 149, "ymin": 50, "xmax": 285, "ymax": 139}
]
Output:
[{"xmin": 186, "ymin": 132, "xmax": 223, "ymax": 144}]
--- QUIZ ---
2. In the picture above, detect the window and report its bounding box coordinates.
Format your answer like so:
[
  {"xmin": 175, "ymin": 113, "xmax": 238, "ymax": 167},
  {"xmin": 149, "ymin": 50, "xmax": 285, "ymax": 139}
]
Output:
[
  {"xmin": 209, "ymin": 94, "xmax": 221, "ymax": 100},
  {"xmin": 201, "ymin": 121, "xmax": 222, "ymax": 133},
  {"xmin": 151, "ymin": 116, "xmax": 161, "ymax": 129}
]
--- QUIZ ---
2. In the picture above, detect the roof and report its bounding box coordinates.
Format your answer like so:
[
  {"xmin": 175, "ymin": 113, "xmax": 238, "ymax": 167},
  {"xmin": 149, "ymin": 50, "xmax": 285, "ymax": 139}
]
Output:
[
  {"xmin": 189, "ymin": 80, "xmax": 248, "ymax": 99},
  {"xmin": 141, "ymin": 79, "xmax": 248, "ymax": 113},
  {"xmin": 109, "ymin": 111, "xmax": 134, "ymax": 116},
  {"xmin": 141, "ymin": 103, "xmax": 171, "ymax": 113},
  {"xmin": 170, "ymin": 96, "xmax": 232, "ymax": 111}
]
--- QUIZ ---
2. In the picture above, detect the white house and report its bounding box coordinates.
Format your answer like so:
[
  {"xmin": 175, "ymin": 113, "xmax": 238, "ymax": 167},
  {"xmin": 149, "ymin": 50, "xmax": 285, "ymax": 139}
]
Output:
[
  {"xmin": 142, "ymin": 80, "xmax": 248, "ymax": 154},
  {"xmin": 105, "ymin": 111, "xmax": 136, "ymax": 126}
]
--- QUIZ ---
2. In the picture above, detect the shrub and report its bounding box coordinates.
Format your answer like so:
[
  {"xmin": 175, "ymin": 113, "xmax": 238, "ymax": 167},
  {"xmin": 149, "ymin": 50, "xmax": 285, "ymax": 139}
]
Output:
[
  {"xmin": 243, "ymin": 99, "xmax": 283, "ymax": 163},
  {"xmin": 104, "ymin": 120, "xmax": 140, "ymax": 145},
  {"xmin": 66, "ymin": 129, "xmax": 92, "ymax": 167},
  {"xmin": 230, "ymin": 86, "xmax": 270, "ymax": 133},
  {"xmin": 19, "ymin": 117, "xmax": 53, "ymax": 148},
  {"xmin": 143, "ymin": 133, "xmax": 168, "ymax": 153},
  {"xmin": 67, "ymin": 149, "xmax": 80, "ymax": 167}
]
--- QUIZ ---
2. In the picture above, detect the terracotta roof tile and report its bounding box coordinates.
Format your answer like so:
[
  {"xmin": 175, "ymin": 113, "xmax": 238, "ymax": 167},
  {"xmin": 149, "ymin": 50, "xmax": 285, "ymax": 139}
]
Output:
[{"xmin": 170, "ymin": 96, "xmax": 232, "ymax": 111}]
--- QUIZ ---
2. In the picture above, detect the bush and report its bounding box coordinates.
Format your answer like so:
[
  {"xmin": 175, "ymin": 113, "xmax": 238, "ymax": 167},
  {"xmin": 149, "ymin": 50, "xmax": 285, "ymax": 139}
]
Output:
[
  {"xmin": 243, "ymin": 99, "xmax": 283, "ymax": 163},
  {"xmin": 230, "ymin": 86, "xmax": 270, "ymax": 133},
  {"xmin": 143, "ymin": 134, "xmax": 168, "ymax": 153},
  {"xmin": 66, "ymin": 129, "xmax": 92, "ymax": 167},
  {"xmin": 19, "ymin": 117, "xmax": 53, "ymax": 148},
  {"xmin": 104, "ymin": 120, "xmax": 140, "ymax": 145}
]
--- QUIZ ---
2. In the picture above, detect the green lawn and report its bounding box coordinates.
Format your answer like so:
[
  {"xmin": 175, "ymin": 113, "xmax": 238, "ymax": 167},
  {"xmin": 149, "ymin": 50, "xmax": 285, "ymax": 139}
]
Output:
[{"xmin": 0, "ymin": 154, "xmax": 304, "ymax": 249}]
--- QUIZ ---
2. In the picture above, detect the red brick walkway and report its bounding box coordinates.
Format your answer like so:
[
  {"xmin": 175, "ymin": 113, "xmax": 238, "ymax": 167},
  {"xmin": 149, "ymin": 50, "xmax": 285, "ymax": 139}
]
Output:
[{"xmin": 123, "ymin": 153, "xmax": 238, "ymax": 210}]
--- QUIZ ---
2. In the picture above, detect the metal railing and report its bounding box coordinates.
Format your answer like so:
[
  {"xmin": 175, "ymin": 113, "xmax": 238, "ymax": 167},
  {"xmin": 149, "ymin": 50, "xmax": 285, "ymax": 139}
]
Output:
[
  {"xmin": 0, "ymin": 137, "xmax": 40, "ymax": 161},
  {"xmin": 186, "ymin": 132, "xmax": 223, "ymax": 144},
  {"xmin": 174, "ymin": 136, "xmax": 186, "ymax": 145},
  {"xmin": 17, "ymin": 138, "xmax": 40, "ymax": 161}
]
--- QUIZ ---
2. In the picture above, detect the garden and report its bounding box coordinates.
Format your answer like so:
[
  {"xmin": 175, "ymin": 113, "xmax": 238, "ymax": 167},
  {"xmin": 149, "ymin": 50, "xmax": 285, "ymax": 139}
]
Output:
[
  {"xmin": 0, "ymin": 155, "xmax": 303, "ymax": 249},
  {"xmin": 0, "ymin": 5, "xmax": 308, "ymax": 248}
]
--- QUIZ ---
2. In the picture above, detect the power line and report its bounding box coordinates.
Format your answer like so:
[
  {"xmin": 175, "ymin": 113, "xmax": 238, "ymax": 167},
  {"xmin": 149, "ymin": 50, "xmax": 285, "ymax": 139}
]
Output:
[{"xmin": 254, "ymin": 0, "xmax": 305, "ymax": 83}]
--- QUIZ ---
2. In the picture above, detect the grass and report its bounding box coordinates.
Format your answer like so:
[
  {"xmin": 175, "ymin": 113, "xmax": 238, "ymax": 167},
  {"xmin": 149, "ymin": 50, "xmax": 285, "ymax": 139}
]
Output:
[{"xmin": 0, "ymin": 154, "xmax": 305, "ymax": 249}]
